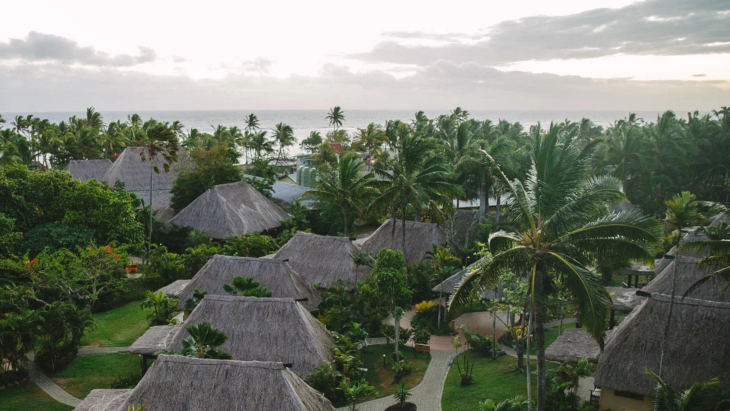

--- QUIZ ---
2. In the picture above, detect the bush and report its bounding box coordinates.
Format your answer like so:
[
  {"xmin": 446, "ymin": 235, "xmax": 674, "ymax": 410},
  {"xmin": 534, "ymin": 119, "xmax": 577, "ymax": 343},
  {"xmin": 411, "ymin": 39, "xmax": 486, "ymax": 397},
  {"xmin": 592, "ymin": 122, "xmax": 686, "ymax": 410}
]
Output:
[
  {"xmin": 413, "ymin": 329, "xmax": 431, "ymax": 345},
  {"xmin": 382, "ymin": 325, "xmax": 413, "ymax": 346},
  {"xmin": 306, "ymin": 362, "xmax": 346, "ymax": 407},
  {"xmin": 467, "ymin": 332, "xmax": 494, "ymax": 357},
  {"xmin": 406, "ymin": 262, "xmax": 436, "ymax": 303},
  {"xmin": 22, "ymin": 222, "xmax": 95, "ymax": 257}
]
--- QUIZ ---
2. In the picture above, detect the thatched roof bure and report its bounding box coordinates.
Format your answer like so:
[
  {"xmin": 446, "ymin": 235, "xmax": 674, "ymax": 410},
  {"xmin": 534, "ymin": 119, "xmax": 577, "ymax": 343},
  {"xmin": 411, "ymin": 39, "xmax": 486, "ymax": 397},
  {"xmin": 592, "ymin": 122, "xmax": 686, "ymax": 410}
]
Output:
[
  {"xmin": 274, "ymin": 232, "xmax": 370, "ymax": 288},
  {"xmin": 432, "ymin": 258, "xmax": 502, "ymax": 300},
  {"xmin": 360, "ymin": 219, "xmax": 447, "ymax": 265},
  {"xmin": 102, "ymin": 147, "xmax": 190, "ymax": 191},
  {"xmin": 545, "ymin": 328, "xmax": 602, "ymax": 363},
  {"xmin": 175, "ymin": 255, "xmax": 321, "ymax": 311},
  {"xmin": 168, "ymin": 181, "xmax": 289, "ymax": 238},
  {"xmin": 64, "ymin": 159, "xmax": 112, "ymax": 182},
  {"xmin": 75, "ymin": 356, "xmax": 336, "ymax": 411}
]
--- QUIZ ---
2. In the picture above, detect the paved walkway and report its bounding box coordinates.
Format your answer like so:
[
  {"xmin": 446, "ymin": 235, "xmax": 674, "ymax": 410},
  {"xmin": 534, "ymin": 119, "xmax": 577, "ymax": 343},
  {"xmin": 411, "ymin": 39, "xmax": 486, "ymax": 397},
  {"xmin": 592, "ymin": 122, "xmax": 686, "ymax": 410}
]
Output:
[
  {"xmin": 339, "ymin": 350, "xmax": 459, "ymax": 411},
  {"xmin": 28, "ymin": 362, "xmax": 81, "ymax": 407}
]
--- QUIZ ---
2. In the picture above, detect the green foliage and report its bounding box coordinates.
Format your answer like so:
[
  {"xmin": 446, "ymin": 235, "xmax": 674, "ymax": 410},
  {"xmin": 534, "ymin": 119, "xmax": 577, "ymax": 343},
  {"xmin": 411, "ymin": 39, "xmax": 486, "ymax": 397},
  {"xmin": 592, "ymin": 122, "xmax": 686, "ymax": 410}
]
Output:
[
  {"xmin": 648, "ymin": 370, "xmax": 730, "ymax": 411},
  {"xmin": 307, "ymin": 362, "xmax": 346, "ymax": 406},
  {"xmin": 280, "ymin": 199, "xmax": 311, "ymax": 231},
  {"xmin": 467, "ymin": 332, "xmax": 495, "ymax": 357},
  {"xmin": 406, "ymin": 261, "xmax": 436, "ymax": 303},
  {"xmin": 453, "ymin": 325, "xmax": 476, "ymax": 386},
  {"xmin": 222, "ymin": 233, "xmax": 279, "ymax": 257},
  {"xmin": 223, "ymin": 276, "xmax": 273, "ymax": 297},
  {"xmin": 373, "ymin": 249, "xmax": 412, "ymax": 310},
  {"xmin": 394, "ymin": 381, "xmax": 412, "ymax": 404},
  {"xmin": 245, "ymin": 175, "xmax": 274, "ymax": 199},
  {"xmin": 413, "ymin": 329, "xmax": 431, "ymax": 345},
  {"xmin": 140, "ymin": 291, "xmax": 177, "ymax": 326},
  {"xmin": 382, "ymin": 325, "xmax": 413, "ymax": 346},
  {"xmin": 301, "ymin": 131, "xmax": 323, "ymax": 154},
  {"xmin": 341, "ymin": 378, "xmax": 376, "ymax": 411},
  {"xmin": 22, "ymin": 222, "xmax": 95, "ymax": 256},
  {"xmin": 179, "ymin": 322, "xmax": 232, "ymax": 359},
  {"xmin": 36, "ymin": 301, "xmax": 94, "ymax": 372},
  {"xmin": 170, "ymin": 146, "xmax": 242, "ymax": 213},
  {"xmin": 0, "ymin": 213, "xmax": 22, "ymax": 256},
  {"xmin": 147, "ymin": 244, "xmax": 186, "ymax": 285},
  {"xmin": 479, "ymin": 396, "xmax": 529, "ymax": 411},
  {"xmin": 184, "ymin": 289, "xmax": 208, "ymax": 312},
  {"xmin": 111, "ymin": 373, "xmax": 142, "ymax": 389},
  {"xmin": 316, "ymin": 280, "xmax": 389, "ymax": 336}
]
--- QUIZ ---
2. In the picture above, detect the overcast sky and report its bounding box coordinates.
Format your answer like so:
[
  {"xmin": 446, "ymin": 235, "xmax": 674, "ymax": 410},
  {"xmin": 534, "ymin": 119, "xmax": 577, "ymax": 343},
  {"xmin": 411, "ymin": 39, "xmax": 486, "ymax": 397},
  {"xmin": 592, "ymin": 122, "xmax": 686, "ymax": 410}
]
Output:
[{"xmin": 0, "ymin": 0, "xmax": 728, "ymax": 112}]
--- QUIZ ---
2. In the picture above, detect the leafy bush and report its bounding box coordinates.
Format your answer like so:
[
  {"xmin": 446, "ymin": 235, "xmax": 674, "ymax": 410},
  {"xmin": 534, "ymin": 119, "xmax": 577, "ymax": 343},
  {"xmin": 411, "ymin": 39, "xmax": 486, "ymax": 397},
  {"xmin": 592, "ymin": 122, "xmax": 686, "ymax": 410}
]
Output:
[
  {"xmin": 22, "ymin": 222, "xmax": 95, "ymax": 256},
  {"xmin": 468, "ymin": 332, "xmax": 494, "ymax": 357},
  {"xmin": 382, "ymin": 325, "xmax": 412, "ymax": 346},
  {"xmin": 406, "ymin": 261, "xmax": 436, "ymax": 303},
  {"xmin": 316, "ymin": 280, "xmax": 388, "ymax": 336},
  {"xmin": 394, "ymin": 381, "xmax": 411, "ymax": 404},
  {"xmin": 306, "ymin": 362, "xmax": 346, "ymax": 406},
  {"xmin": 222, "ymin": 233, "xmax": 279, "ymax": 257},
  {"xmin": 479, "ymin": 395, "xmax": 529, "ymax": 411},
  {"xmin": 413, "ymin": 329, "xmax": 431, "ymax": 345}
]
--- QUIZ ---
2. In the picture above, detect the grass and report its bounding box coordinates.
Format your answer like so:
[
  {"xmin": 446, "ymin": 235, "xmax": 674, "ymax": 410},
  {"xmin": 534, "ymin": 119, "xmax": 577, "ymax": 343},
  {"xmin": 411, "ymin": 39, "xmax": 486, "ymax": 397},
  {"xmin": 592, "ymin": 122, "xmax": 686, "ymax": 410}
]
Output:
[
  {"xmin": 442, "ymin": 354, "xmax": 557, "ymax": 410},
  {"xmin": 361, "ymin": 345, "xmax": 431, "ymax": 399},
  {"xmin": 51, "ymin": 354, "xmax": 141, "ymax": 399},
  {"xmin": 81, "ymin": 301, "xmax": 150, "ymax": 347},
  {"xmin": 528, "ymin": 325, "xmax": 562, "ymax": 356},
  {"xmin": 0, "ymin": 382, "xmax": 73, "ymax": 411}
]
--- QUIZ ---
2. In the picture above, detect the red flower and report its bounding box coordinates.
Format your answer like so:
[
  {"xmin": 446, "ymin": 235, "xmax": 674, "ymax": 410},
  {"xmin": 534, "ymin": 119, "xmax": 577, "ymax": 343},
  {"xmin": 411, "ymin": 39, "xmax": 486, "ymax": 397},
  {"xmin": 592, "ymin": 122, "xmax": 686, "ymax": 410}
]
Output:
[
  {"xmin": 125, "ymin": 267, "xmax": 132, "ymax": 272},
  {"xmin": 27, "ymin": 258, "xmax": 37, "ymax": 269},
  {"xmin": 103, "ymin": 246, "xmax": 113, "ymax": 253}
]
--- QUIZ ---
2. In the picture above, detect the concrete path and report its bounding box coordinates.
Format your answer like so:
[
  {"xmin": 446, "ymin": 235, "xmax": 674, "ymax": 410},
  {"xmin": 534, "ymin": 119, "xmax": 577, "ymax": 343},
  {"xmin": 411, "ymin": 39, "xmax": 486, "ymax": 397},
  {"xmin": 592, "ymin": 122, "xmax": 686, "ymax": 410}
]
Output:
[
  {"xmin": 28, "ymin": 363, "xmax": 81, "ymax": 407},
  {"xmin": 78, "ymin": 346, "xmax": 130, "ymax": 355},
  {"xmin": 339, "ymin": 350, "xmax": 459, "ymax": 411}
]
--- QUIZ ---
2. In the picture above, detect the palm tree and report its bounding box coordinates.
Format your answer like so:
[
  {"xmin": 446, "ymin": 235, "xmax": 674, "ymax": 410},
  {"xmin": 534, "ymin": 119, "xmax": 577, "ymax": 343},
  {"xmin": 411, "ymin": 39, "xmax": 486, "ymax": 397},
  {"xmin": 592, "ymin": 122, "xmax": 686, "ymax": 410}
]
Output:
[
  {"xmin": 249, "ymin": 130, "xmax": 273, "ymax": 160},
  {"xmin": 223, "ymin": 276, "xmax": 273, "ymax": 297},
  {"xmin": 83, "ymin": 107, "xmax": 105, "ymax": 129},
  {"xmin": 304, "ymin": 152, "xmax": 377, "ymax": 238},
  {"xmin": 647, "ymin": 370, "xmax": 730, "ymax": 411},
  {"xmin": 244, "ymin": 113, "xmax": 260, "ymax": 132},
  {"xmin": 138, "ymin": 123, "xmax": 180, "ymax": 263},
  {"xmin": 657, "ymin": 192, "xmax": 705, "ymax": 380},
  {"xmin": 354, "ymin": 123, "xmax": 387, "ymax": 157},
  {"xmin": 370, "ymin": 133, "xmax": 462, "ymax": 260},
  {"xmin": 449, "ymin": 126, "xmax": 661, "ymax": 411},
  {"xmin": 685, "ymin": 215, "xmax": 730, "ymax": 293},
  {"xmin": 180, "ymin": 322, "xmax": 232, "ymax": 359},
  {"xmin": 326, "ymin": 106, "xmax": 345, "ymax": 135},
  {"xmin": 272, "ymin": 122, "xmax": 295, "ymax": 164}
]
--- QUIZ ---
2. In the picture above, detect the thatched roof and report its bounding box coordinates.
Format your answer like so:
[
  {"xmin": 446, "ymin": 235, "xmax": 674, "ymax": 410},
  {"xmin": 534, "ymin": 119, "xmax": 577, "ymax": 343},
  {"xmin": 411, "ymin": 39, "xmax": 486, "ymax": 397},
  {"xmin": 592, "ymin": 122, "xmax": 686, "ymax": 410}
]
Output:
[
  {"xmin": 156, "ymin": 279, "xmax": 190, "ymax": 298},
  {"xmin": 618, "ymin": 262, "xmax": 655, "ymax": 276},
  {"xmin": 606, "ymin": 287, "xmax": 645, "ymax": 312},
  {"xmin": 153, "ymin": 296, "xmax": 333, "ymax": 377},
  {"xmin": 545, "ymin": 328, "xmax": 601, "ymax": 363},
  {"xmin": 432, "ymin": 259, "xmax": 502, "ymax": 300},
  {"xmin": 641, "ymin": 255, "xmax": 728, "ymax": 301},
  {"xmin": 445, "ymin": 210, "xmax": 481, "ymax": 249},
  {"xmin": 175, "ymin": 255, "xmax": 321, "ymax": 311},
  {"xmin": 131, "ymin": 189, "xmax": 173, "ymax": 219},
  {"xmin": 595, "ymin": 293, "xmax": 730, "ymax": 396},
  {"xmin": 64, "ymin": 159, "xmax": 112, "ymax": 182},
  {"xmin": 77, "ymin": 356, "xmax": 336, "ymax": 411},
  {"xmin": 74, "ymin": 389, "xmax": 132, "ymax": 411},
  {"xmin": 127, "ymin": 325, "xmax": 181, "ymax": 355},
  {"xmin": 274, "ymin": 232, "xmax": 370, "ymax": 287},
  {"xmin": 168, "ymin": 181, "xmax": 289, "ymax": 238},
  {"xmin": 360, "ymin": 219, "xmax": 447, "ymax": 265},
  {"xmin": 102, "ymin": 147, "xmax": 190, "ymax": 191}
]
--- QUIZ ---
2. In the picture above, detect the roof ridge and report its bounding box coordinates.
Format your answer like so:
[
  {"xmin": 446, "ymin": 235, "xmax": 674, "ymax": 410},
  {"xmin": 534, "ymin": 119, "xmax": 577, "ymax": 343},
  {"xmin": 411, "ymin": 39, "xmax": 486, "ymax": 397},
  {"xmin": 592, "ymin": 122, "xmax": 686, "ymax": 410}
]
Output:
[{"xmin": 156, "ymin": 355, "xmax": 286, "ymax": 370}]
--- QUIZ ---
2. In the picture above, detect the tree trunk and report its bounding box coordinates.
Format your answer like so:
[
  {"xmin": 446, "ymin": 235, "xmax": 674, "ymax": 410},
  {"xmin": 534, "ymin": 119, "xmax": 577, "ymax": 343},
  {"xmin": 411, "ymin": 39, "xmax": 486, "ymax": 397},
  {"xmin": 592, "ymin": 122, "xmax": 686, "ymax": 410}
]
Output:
[
  {"xmin": 526, "ymin": 311, "xmax": 533, "ymax": 411},
  {"xmin": 492, "ymin": 306, "xmax": 497, "ymax": 360},
  {"xmin": 658, "ymin": 242, "xmax": 681, "ymax": 381},
  {"xmin": 535, "ymin": 307, "xmax": 547, "ymax": 411},
  {"xmin": 495, "ymin": 194, "xmax": 501, "ymax": 223},
  {"xmin": 394, "ymin": 315, "xmax": 401, "ymax": 371},
  {"xmin": 514, "ymin": 313, "xmax": 524, "ymax": 370},
  {"xmin": 479, "ymin": 171, "xmax": 490, "ymax": 219},
  {"xmin": 341, "ymin": 204, "xmax": 349, "ymax": 238},
  {"xmin": 401, "ymin": 203, "xmax": 408, "ymax": 263},
  {"xmin": 147, "ymin": 155, "xmax": 154, "ymax": 264}
]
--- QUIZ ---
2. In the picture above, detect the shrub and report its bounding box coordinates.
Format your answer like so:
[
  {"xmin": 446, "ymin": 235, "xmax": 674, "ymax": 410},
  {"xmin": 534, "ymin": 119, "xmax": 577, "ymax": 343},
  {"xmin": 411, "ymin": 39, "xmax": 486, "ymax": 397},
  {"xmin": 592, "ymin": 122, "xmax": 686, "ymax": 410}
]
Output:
[
  {"xmin": 382, "ymin": 325, "xmax": 412, "ymax": 346},
  {"xmin": 111, "ymin": 373, "xmax": 142, "ymax": 389},
  {"xmin": 306, "ymin": 362, "xmax": 346, "ymax": 406},
  {"xmin": 467, "ymin": 332, "xmax": 494, "ymax": 357},
  {"xmin": 413, "ymin": 329, "xmax": 431, "ymax": 345},
  {"xmin": 415, "ymin": 300, "xmax": 436, "ymax": 312},
  {"xmin": 394, "ymin": 381, "xmax": 411, "ymax": 404}
]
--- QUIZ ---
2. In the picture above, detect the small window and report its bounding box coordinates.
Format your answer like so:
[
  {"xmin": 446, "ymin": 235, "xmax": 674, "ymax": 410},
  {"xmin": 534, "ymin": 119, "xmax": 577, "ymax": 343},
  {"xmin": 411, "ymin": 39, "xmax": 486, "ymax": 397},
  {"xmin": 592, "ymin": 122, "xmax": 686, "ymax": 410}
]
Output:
[{"xmin": 614, "ymin": 390, "xmax": 644, "ymax": 401}]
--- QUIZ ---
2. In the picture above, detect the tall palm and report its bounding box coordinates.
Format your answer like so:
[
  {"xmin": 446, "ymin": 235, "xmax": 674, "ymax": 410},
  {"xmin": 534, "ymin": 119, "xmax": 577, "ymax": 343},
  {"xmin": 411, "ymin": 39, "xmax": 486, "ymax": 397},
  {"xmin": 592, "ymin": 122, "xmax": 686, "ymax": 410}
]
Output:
[
  {"xmin": 657, "ymin": 192, "xmax": 705, "ymax": 381},
  {"xmin": 244, "ymin": 113, "xmax": 260, "ymax": 132},
  {"xmin": 249, "ymin": 130, "xmax": 273, "ymax": 160},
  {"xmin": 354, "ymin": 123, "xmax": 387, "ymax": 156},
  {"xmin": 370, "ymin": 134, "xmax": 462, "ymax": 260},
  {"xmin": 305, "ymin": 152, "xmax": 377, "ymax": 237},
  {"xmin": 139, "ymin": 123, "xmax": 180, "ymax": 263},
  {"xmin": 272, "ymin": 122, "xmax": 295, "ymax": 164},
  {"xmin": 449, "ymin": 126, "xmax": 660, "ymax": 411},
  {"xmin": 180, "ymin": 322, "xmax": 232, "ymax": 359},
  {"xmin": 685, "ymin": 215, "xmax": 730, "ymax": 292},
  {"xmin": 326, "ymin": 106, "xmax": 345, "ymax": 135},
  {"xmin": 83, "ymin": 107, "xmax": 105, "ymax": 130}
]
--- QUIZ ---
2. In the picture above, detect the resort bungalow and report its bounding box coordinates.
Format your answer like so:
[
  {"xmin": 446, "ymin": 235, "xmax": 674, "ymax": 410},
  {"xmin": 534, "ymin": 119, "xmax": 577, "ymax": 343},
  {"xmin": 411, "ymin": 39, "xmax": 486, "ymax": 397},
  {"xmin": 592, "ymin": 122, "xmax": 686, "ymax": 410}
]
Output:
[
  {"xmin": 432, "ymin": 259, "xmax": 503, "ymax": 301},
  {"xmin": 594, "ymin": 256, "xmax": 730, "ymax": 411},
  {"xmin": 444, "ymin": 209, "xmax": 482, "ymax": 250},
  {"xmin": 545, "ymin": 328, "xmax": 602, "ymax": 364},
  {"xmin": 64, "ymin": 159, "xmax": 112, "ymax": 182},
  {"xmin": 174, "ymin": 255, "xmax": 321, "ymax": 311},
  {"xmin": 274, "ymin": 232, "xmax": 371, "ymax": 288},
  {"xmin": 168, "ymin": 181, "xmax": 289, "ymax": 239},
  {"xmin": 74, "ymin": 355, "xmax": 336, "ymax": 411},
  {"xmin": 360, "ymin": 219, "xmax": 447, "ymax": 265},
  {"xmin": 129, "ymin": 296, "xmax": 335, "ymax": 378}
]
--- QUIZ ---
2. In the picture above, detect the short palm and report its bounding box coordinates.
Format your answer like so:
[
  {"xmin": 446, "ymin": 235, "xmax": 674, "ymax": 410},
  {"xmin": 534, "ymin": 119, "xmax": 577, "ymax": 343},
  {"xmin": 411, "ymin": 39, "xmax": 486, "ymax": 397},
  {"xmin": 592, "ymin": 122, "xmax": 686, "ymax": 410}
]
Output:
[
  {"xmin": 180, "ymin": 322, "xmax": 232, "ymax": 359},
  {"xmin": 648, "ymin": 370, "xmax": 730, "ymax": 411},
  {"xmin": 450, "ymin": 125, "xmax": 660, "ymax": 410}
]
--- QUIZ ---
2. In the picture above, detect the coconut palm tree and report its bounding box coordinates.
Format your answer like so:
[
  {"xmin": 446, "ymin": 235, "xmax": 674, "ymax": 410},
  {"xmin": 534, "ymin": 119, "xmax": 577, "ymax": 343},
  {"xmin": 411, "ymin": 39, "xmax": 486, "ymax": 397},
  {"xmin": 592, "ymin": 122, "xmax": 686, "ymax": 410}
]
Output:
[
  {"xmin": 244, "ymin": 113, "xmax": 260, "ymax": 132},
  {"xmin": 449, "ymin": 125, "xmax": 661, "ymax": 411},
  {"xmin": 657, "ymin": 192, "xmax": 705, "ymax": 380},
  {"xmin": 685, "ymin": 215, "xmax": 730, "ymax": 293},
  {"xmin": 354, "ymin": 123, "xmax": 387, "ymax": 157},
  {"xmin": 647, "ymin": 370, "xmax": 730, "ymax": 411},
  {"xmin": 249, "ymin": 130, "xmax": 273, "ymax": 160},
  {"xmin": 272, "ymin": 122, "xmax": 295, "ymax": 164},
  {"xmin": 370, "ymin": 133, "xmax": 462, "ymax": 260},
  {"xmin": 326, "ymin": 106, "xmax": 345, "ymax": 135},
  {"xmin": 180, "ymin": 322, "xmax": 232, "ymax": 359},
  {"xmin": 223, "ymin": 276, "xmax": 273, "ymax": 297},
  {"xmin": 304, "ymin": 152, "xmax": 377, "ymax": 238}
]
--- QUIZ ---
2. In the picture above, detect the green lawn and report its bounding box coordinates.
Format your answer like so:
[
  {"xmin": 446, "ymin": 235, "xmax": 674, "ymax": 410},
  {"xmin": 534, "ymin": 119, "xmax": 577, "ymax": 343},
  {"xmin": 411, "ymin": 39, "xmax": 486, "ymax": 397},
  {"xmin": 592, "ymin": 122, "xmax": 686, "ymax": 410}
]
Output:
[
  {"xmin": 361, "ymin": 345, "xmax": 431, "ymax": 399},
  {"xmin": 0, "ymin": 382, "xmax": 73, "ymax": 411},
  {"xmin": 51, "ymin": 354, "xmax": 141, "ymax": 399},
  {"xmin": 81, "ymin": 301, "xmax": 150, "ymax": 347},
  {"xmin": 442, "ymin": 354, "xmax": 557, "ymax": 411},
  {"xmin": 528, "ymin": 325, "xmax": 562, "ymax": 356}
]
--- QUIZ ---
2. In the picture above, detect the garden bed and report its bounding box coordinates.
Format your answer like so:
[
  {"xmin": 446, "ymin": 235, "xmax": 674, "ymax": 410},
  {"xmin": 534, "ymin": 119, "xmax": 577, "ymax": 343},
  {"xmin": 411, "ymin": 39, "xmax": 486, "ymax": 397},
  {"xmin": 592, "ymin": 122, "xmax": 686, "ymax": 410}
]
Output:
[{"xmin": 361, "ymin": 345, "xmax": 431, "ymax": 399}]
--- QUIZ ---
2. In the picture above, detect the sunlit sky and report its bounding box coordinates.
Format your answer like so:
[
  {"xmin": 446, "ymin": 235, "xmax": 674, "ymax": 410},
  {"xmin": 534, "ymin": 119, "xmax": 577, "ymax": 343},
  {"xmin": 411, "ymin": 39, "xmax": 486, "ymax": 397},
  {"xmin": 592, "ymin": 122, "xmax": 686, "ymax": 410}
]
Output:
[{"xmin": 1, "ymin": 0, "xmax": 728, "ymax": 111}]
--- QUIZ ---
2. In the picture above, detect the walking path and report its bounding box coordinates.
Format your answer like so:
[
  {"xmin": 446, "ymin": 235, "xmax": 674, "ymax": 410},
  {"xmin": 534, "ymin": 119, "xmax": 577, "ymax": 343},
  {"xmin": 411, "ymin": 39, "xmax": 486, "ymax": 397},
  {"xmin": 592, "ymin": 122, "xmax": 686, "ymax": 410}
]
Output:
[
  {"xmin": 28, "ymin": 362, "xmax": 81, "ymax": 407},
  {"xmin": 338, "ymin": 350, "xmax": 460, "ymax": 411},
  {"xmin": 27, "ymin": 346, "xmax": 131, "ymax": 408}
]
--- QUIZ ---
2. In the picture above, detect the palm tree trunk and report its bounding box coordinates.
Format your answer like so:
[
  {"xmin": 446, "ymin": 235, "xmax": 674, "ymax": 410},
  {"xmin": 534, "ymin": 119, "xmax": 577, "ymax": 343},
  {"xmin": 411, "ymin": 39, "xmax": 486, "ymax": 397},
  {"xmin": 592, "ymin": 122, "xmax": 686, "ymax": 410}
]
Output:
[
  {"xmin": 394, "ymin": 313, "xmax": 401, "ymax": 372},
  {"xmin": 401, "ymin": 203, "xmax": 408, "ymax": 262},
  {"xmin": 658, "ymin": 241, "xmax": 681, "ymax": 383},
  {"xmin": 495, "ymin": 194, "xmax": 501, "ymax": 223},
  {"xmin": 341, "ymin": 204, "xmax": 349, "ymax": 238},
  {"xmin": 147, "ymin": 156, "xmax": 154, "ymax": 264},
  {"xmin": 479, "ymin": 172, "xmax": 490, "ymax": 219},
  {"xmin": 535, "ymin": 307, "xmax": 547, "ymax": 411},
  {"xmin": 526, "ymin": 311, "xmax": 533, "ymax": 411}
]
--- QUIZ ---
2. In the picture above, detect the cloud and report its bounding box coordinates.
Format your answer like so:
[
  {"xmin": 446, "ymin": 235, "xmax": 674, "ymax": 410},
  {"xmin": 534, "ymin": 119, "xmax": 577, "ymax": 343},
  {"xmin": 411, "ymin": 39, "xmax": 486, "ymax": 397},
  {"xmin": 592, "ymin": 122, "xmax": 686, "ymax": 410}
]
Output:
[
  {"xmin": 0, "ymin": 60, "xmax": 727, "ymax": 112},
  {"xmin": 351, "ymin": 0, "xmax": 730, "ymax": 66},
  {"xmin": 241, "ymin": 57, "xmax": 274, "ymax": 74},
  {"xmin": 0, "ymin": 32, "xmax": 157, "ymax": 66}
]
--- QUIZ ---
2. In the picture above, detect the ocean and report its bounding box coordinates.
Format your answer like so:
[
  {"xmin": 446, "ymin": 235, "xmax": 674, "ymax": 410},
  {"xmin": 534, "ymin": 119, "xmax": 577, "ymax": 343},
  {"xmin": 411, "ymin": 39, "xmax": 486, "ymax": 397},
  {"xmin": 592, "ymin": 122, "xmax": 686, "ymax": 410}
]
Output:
[{"xmin": 1, "ymin": 109, "xmax": 668, "ymax": 155}]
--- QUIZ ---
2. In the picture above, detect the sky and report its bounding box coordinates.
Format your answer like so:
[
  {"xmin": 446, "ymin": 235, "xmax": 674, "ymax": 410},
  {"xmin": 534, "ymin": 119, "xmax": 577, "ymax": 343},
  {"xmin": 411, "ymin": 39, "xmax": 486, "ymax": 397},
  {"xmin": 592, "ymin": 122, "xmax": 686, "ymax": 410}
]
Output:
[{"xmin": 0, "ymin": 0, "xmax": 728, "ymax": 111}]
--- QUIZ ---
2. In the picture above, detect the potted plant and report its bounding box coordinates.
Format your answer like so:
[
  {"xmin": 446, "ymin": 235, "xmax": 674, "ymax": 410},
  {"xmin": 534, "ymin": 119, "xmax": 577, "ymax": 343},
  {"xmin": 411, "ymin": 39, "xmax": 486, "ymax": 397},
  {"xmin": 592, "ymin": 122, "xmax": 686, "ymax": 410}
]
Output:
[{"xmin": 385, "ymin": 382, "xmax": 416, "ymax": 411}]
